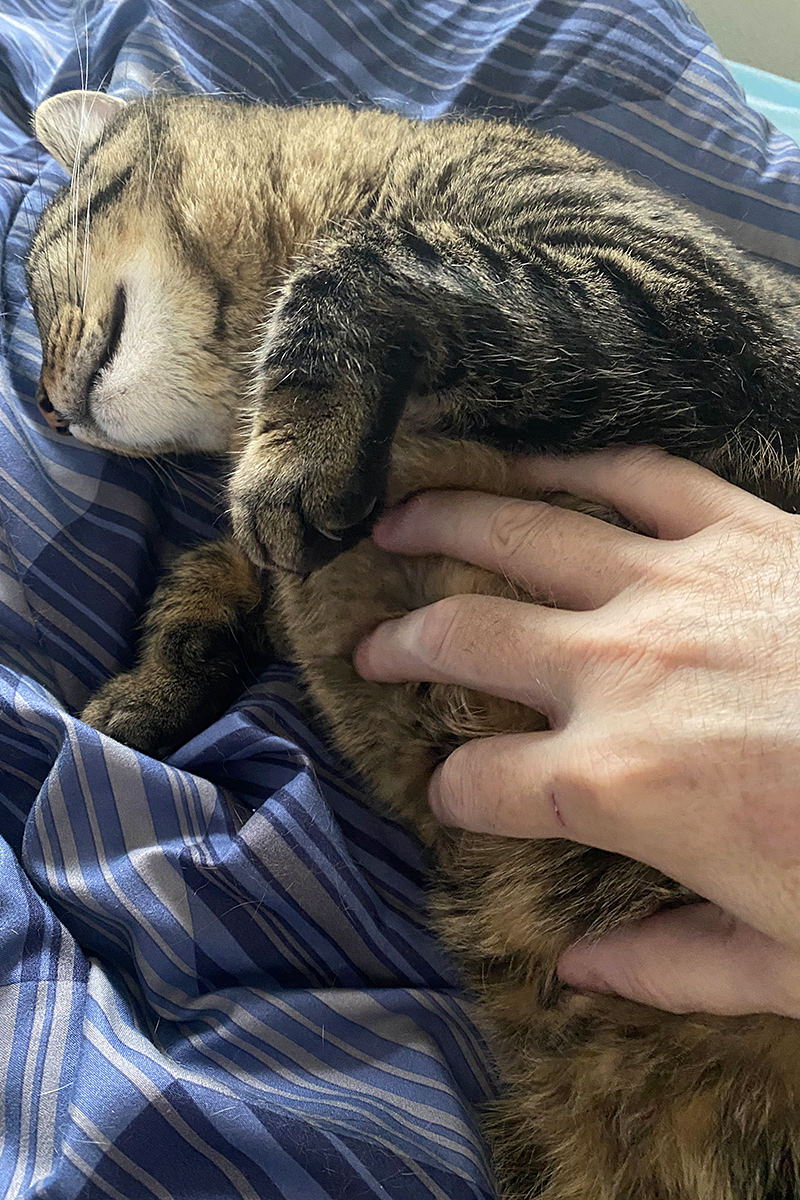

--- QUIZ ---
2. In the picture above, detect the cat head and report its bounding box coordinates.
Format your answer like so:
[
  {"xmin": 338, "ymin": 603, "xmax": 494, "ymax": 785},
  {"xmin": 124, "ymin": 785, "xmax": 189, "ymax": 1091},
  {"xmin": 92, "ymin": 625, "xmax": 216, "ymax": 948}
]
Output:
[{"xmin": 26, "ymin": 90, "xmax": 274, "ymax": 456}]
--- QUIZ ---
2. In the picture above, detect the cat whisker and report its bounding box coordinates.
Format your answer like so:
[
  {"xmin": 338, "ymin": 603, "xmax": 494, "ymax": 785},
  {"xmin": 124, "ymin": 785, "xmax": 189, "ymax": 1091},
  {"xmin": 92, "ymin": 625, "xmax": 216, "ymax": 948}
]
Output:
[
  {"xmin": 143, "ymin": 98, "xmax": 155, "ymax": 199},
  {"xmin": 140, "ymin": 454, "xmax": 176, "ymax": 497},
  {"xmin": 161, "ymin": 459, "xmax": 222, "ymax": 503},
  {"xmin": 79, "ymin": 83, "xmax": 114, "ymax": 308},
  {"xmin": 69, "ymin": 28, "xmax": 88, "ymax": 305},
  {"xmin": 139, "ymin": 454, "xmax": 222, "ymax": 511},
  {"xmin": 81, "ymin": 155, "xmax": 99, "ymax": 307},
  {"xmin": 27, "ymin": 144, "xmax": 60, "ymax": 320}
]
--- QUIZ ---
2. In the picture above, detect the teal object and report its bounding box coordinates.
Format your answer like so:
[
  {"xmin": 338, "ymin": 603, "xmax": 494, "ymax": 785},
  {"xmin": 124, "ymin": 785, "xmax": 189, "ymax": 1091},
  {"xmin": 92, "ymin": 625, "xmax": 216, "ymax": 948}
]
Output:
[{"xmin": 727, "ymin": 60, "xmax": 800, "ymax": 146}]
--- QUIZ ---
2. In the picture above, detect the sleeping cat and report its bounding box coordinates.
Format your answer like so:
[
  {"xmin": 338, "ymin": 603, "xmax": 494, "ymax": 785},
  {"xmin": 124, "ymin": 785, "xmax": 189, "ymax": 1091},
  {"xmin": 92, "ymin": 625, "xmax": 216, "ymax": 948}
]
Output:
[{"xmin": 26, "ymin": 90, "xmax": 800, "ymax": 1199}]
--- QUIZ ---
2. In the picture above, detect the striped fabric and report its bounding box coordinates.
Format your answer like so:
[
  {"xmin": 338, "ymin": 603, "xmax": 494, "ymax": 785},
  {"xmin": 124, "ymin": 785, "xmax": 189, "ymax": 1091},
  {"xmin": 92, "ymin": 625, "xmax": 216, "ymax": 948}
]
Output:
[{"xmin": 1, "ymin": 2, "xmax": 799, "ymax": 1197}]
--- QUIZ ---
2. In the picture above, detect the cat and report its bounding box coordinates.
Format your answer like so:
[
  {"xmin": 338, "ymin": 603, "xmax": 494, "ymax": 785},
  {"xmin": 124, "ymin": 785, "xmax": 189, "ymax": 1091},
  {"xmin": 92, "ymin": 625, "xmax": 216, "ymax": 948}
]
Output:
[{"xmin": 26, "ymin": 89, "xmax": 800, "ymax": 1199}]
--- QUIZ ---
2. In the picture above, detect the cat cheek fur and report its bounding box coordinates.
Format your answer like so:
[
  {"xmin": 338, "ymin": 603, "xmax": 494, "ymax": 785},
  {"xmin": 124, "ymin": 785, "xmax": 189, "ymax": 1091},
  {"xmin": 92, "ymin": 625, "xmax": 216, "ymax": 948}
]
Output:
[{"xmin": 82, "ymin": 255, "xmax": 238, "ymax": 454}]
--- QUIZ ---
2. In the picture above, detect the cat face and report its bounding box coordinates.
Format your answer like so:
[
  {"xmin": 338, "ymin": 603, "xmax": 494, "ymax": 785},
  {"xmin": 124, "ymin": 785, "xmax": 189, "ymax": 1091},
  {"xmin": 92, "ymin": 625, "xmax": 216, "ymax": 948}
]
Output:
[{"xmin": 26, "ymin": 92, "xmax": 263, "ymax": 456}]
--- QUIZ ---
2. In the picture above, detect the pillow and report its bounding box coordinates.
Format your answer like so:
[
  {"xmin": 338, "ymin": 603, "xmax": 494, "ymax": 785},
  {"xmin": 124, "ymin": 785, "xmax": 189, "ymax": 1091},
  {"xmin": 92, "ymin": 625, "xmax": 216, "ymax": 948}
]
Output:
[{"xmin": 728, "ymin": 59, "xmax": 800, "ymax": 148}]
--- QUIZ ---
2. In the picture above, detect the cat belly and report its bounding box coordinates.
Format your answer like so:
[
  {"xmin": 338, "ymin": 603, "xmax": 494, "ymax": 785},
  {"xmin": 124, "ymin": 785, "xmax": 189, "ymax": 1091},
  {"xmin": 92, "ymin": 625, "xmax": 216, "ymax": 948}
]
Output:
[{"xmin": 274, "ymin": 433, "xmax": 800, "ymax": 1200}]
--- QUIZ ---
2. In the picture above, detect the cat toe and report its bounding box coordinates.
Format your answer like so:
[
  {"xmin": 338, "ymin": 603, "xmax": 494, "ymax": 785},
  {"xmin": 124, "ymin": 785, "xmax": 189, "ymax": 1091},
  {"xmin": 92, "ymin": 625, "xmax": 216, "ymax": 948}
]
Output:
[
  {"xmin": 81, "ymin": 677, "xmax": 184, "ymax": 755},
  {"xmin": 229, "ymin": 442, "xmax": 378, "ymax": 574}
]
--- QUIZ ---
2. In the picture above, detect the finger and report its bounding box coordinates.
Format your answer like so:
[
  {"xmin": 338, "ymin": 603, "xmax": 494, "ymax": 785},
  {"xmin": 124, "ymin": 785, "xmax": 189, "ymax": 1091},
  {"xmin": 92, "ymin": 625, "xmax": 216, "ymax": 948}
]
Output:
[
  {"xmin": 373, "ymin": 490, "xmax": 651, "ymax": 610},
  {"xmin": 426, "ymin": 729, "xmax": 602, "ymax": 840},
  {"xmin": 557, "ymin": 904, "xmax": 800, "ymax": 1017},
  {"xmin": 354, "ymin": 594, "xmax": 584, "ymax": 716},
  {"xmin": 514, "ymin": 448, "xmax": 768, "ymax": 539}
]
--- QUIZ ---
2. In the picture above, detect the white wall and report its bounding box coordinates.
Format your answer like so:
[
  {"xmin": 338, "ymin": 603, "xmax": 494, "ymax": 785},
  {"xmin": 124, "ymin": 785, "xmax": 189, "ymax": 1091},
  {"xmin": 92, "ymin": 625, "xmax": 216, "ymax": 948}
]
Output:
[{"xmin": 689, "ymin": 0, "xmax": 800, "ymax": 80}]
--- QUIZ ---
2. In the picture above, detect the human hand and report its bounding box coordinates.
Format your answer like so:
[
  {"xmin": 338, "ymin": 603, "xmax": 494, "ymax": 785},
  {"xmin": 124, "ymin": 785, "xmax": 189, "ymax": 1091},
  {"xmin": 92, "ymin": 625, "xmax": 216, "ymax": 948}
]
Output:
[{"xmin": 353, "ymin": 448, "xmax": 800, "ymax": 1018}]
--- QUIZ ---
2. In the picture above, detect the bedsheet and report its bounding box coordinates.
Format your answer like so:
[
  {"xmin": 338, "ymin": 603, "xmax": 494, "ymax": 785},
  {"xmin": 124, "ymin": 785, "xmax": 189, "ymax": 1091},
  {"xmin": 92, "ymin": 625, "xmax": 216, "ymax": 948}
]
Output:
[{"xmin": 1, "ymin": 2, "xmax": 799, "ymax": 1198}]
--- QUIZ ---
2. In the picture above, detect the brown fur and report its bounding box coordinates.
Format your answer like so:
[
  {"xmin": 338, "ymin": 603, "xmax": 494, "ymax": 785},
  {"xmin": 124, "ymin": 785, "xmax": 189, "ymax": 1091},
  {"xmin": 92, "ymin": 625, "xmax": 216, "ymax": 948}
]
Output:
[
  {"xmin": 82, "ymin": 433, "xmax": 800, "ymax": 1200},
  {"xmin": 28, "ymin": 93, "xmax": 800, "ymax": 1198},
  {"xmin": 274, "ymin": 437, "xmax": 800, "ymax": 1200}
]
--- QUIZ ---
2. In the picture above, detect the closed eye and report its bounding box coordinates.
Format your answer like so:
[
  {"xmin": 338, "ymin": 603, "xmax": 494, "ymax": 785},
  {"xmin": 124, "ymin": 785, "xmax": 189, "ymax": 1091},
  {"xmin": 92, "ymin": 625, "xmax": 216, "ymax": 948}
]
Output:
[{"xmin": 87, "ymin": 285, "xmax": 126, "ymax": 396}]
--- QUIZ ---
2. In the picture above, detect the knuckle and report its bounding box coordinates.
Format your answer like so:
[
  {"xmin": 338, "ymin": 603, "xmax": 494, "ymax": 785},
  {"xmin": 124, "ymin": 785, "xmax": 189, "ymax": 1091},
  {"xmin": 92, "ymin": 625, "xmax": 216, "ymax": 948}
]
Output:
[
  {"xmin": 416, "ymin": 596, "xmax": 472, "ymax": 669},
  {"xmin": 553, "ymin": 750, "xmax": 631, "ymax": 833},
  {"xmin": 436, "ymin": 749, "xmax": 470, "ymax": 817},
  {"xmin": 743, "ymin": 511, "xmax": 800, "ymax": 565},
  {"xmin": 536, "ymin": 612, "xmax": 606, "ymax": 682},
  {"xmin": 588, "ymin": 762, "xmax": 631, "ymax": 826},
  {"xmin": 588, "ymin": 624, "xmax": 646, "ymax": 668},
  {"xmin": 612, "ymin": 446, "xmax": 670, "ymax": 481},
  {"xmin": 559, "ymin": 617, "xmax": 603, "ymax": 666},
  {"xmin": 486, "ymin": 499, "xmax": 549, "ymax": 567},
  {"xmin": 436, "ymin": 742, "xmax": 501, "ymax": 829},
  {"xmin": 587, "ymin": 608, "xmax": 691, "ymax": 675},
  {"xmin": 613, "ymin": 962, "xmax": 672, "ymax": 1010}
]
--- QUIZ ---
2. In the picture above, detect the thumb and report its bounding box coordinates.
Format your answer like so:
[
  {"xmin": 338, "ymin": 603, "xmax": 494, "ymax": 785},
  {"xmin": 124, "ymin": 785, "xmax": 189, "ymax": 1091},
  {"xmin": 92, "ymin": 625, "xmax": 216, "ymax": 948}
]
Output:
[{"xmin": 557, "ymin": 903, "xmax": 800, "ymax": 1018}]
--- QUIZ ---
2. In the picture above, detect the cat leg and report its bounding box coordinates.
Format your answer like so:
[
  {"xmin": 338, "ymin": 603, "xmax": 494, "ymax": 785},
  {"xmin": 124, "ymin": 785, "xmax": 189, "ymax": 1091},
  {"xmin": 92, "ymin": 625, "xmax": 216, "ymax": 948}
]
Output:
[
  {"xmin": 229, "ymin": 220, "xmax": 528, "ymax": 574},
  {"xmin": 81, "ymin": 537, "xmax": 270, "ymax": 754},
  {"xmin": 230, "ymin": 216, "xmax": 800, "ymax": 576}
]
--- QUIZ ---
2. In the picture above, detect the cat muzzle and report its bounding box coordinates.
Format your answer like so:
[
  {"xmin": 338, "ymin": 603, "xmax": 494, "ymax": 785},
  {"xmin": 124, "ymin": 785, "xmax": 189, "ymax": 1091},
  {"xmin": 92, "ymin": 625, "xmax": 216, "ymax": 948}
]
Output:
[{"xmin": 36, "ymin": 381, "xmax": 71, "ymax": 435}]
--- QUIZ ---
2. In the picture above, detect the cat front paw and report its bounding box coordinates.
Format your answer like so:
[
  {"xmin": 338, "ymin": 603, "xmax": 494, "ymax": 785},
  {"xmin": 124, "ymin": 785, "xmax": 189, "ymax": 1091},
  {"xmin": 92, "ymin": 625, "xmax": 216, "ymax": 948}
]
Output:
[
  {"xmin": 81, "ymin": 671, "xmax": 201, "ymax": 755},
  {"xmin": 229, "ymin": 407, "xmax": 382, "ymax": 574}
]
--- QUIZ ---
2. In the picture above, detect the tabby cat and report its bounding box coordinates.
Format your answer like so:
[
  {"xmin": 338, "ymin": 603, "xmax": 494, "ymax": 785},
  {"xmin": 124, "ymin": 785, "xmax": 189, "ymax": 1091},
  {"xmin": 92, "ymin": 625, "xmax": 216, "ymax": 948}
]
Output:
[{"xmin": 26, "ymin": 90, "xmax": 800, "ymax": 1199}]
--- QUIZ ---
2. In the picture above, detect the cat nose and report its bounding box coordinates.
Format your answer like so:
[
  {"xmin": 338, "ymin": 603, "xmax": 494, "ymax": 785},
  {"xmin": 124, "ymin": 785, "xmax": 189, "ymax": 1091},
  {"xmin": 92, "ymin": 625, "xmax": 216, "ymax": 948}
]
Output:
[{"xmin": 36, "ymin": 382, "xmax": 71, "ymax": 435}]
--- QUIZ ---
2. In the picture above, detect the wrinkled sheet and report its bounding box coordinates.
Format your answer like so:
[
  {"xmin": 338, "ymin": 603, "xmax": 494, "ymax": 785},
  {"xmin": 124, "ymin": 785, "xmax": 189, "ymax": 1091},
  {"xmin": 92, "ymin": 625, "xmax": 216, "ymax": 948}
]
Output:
[{"xmin": 1, "ymin": 2, "xmax": 799, "ymax": 1197}]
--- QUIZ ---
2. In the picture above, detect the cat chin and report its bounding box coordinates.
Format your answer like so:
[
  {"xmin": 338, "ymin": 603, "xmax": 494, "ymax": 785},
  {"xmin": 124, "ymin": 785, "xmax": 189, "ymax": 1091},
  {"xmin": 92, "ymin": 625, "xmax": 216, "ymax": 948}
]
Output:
[
  {"xmin": 67, "ymin": 421, "xmax": 177, "ymax": 458},
  {"xmin": 68, "ymin": 418, "xmax": 230, "ymax": 459}
]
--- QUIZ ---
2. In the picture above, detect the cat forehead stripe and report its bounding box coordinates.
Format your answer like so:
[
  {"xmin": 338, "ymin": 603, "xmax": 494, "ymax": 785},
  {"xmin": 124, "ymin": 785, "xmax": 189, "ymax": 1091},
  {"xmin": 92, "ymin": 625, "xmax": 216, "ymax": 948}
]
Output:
[{"xmin": 29, "ymin": 165, "xmax": 135, "ymax": 274}]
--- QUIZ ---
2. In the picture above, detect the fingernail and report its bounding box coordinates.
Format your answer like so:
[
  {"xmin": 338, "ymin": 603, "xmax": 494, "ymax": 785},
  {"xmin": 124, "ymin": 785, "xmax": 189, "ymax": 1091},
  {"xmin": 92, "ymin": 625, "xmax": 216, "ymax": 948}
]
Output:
[
  {"xmin": 372, "ymin": 495, "xmax": 420, "ymax": 546},
  {"xmin": 371, "ymin": 509, "xmax": 405, "ymax": 546},
  {"xmin": 557, "ymin": 945, "xmax": 614, "ymax": 994},
  {"xmin": 429, "ymin": 764, "xmax": 455, "ymax": 825},
  {"xmin": 352, "ymin": 632, "xmax": 375, "ymax": 678}
]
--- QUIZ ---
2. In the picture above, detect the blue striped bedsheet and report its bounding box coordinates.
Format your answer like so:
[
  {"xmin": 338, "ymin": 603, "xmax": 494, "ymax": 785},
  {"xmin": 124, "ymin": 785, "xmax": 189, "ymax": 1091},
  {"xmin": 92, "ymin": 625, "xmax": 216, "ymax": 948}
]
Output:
[{"xmin": 1, "ymin": 2, "xmax": 799, "ymax": 1198}]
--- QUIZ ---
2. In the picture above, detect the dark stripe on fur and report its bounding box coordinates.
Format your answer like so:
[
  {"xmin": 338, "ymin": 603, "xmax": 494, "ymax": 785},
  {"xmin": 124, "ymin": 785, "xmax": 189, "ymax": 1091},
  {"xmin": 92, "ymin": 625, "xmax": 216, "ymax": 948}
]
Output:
[{"xmin": 28, "ymin": 165, "xmax": 134, "ymax": 276}]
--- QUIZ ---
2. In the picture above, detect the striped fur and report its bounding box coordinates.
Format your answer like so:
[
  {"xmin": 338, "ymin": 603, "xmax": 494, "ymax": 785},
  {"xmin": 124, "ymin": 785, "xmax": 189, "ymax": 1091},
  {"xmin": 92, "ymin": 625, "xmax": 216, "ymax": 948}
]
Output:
[{"xmin": 29, "ymin": 92, "xmax": 800, "ymax": 1199}]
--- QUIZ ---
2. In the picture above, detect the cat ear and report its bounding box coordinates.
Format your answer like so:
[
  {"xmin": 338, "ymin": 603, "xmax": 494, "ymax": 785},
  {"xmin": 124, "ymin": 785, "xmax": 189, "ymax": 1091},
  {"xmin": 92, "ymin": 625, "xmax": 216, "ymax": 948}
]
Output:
[{"xmin": 33, "ymin": 90, "xmax": 127, "ymax": 172}]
